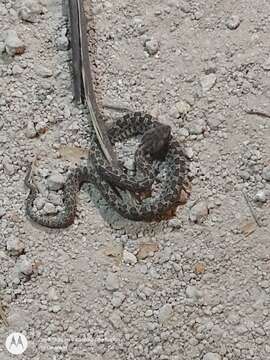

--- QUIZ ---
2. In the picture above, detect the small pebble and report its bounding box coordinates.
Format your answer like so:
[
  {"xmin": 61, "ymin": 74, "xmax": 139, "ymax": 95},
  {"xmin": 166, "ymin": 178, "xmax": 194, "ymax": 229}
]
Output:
[
  {"xmin": 175, "ymin": 100, "xmax": 191, "ymax": 115},
  {"xmin": 254, "ymin": 190, "xmax": 267, "ymax": 203},
  {"xmin": 262, "ymin": 166, "xmax": 270, "ymax": 181},
  {"xmin": 105, "ymin": 272, "xmax": 120, "ymax": 291},
  {"xmin": 25, "ymin": 121, "xmax": 37, "ymax": 138},
  {"xmin": 200, "ymin": 74, "xmax": 217, "ymax": 93},
  {"xmin": 189, "ymin": 201, "xmax": 209, "ymax": 223},
  {"xmin": 262, "ymin": 58, "xmax": 270, "ymax": 71},
  {"xmin": 16, "ymin": 255, "xmax": 33, "ymax": 276},
  {"xmin": 109, "ymin": 310, "xmax": 124, "ymax": 329},
  {"xmin": 111, "ymin": 292, "xmax": 125, "ymax": 308},
  {"xmin": 47, "ymin": 173, "xmax": 65, "ymax": 191},
  {"xmin": 123, "ymin": 250, "xmax": 137, "ymax": 265},
  {"xmin": 56, "ymin": 35, "xmax": 69, "ymax": 51},
  {"xmin": 6, "ymin": 238, "xmax": 25, "ymax": 256},
  {"xmin": 158, "ymin": 304, "xmax": 173, "ymax": 323},
  {"xmin": 18, "ymin": 0, "xmax": 43, "ymax": 23},
  {"xmin": 4, "ymin": 30, "xmax": 25, "ymax": 56},
  {"xmin": 43, "ymin": 203, "xmax": 58, "ymax": 215},
  {"xmin": 50, "ymin": 304, "xmax": 61, "ymax": 313},
  {"xmin": 186, "ymin": 285, "xmax": 203, "ymax": 300},
  {"xmin": 48, "ymin": 287, "xmax": 59, "ymax": 301},
  {"xmin": 12, "ymin": 64, "xmax": 23, "ymax": 75},
  {"xmin": 203, "ymin": 353, "xmax": 221, "ymax": 360},
  {"xmin": 36, "ymin": 64, "xmax": 53, "ymax": 78},
  {"xmin": 144, "ymin": 38, "xmax": 159, "ymax": 55},
  {"xmin": 226, "ymin": 15, "xmax": 241, "ymax": 30},
  {"xmin": 0, "ymin": 208, "xmax": 6, "ymax": 218}
]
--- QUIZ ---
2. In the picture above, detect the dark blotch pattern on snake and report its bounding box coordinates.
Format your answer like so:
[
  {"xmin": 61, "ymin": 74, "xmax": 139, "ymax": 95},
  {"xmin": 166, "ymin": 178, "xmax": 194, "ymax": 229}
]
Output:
[{"xmin": 25, "ymin": 112, "xmax": 186, "ymax": 228}]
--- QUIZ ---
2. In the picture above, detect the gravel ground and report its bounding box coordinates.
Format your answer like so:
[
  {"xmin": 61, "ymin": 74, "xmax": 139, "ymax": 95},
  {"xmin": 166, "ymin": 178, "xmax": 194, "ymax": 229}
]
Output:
[{"xmin": 1, "ymin": 0, "xmax": 270, "ymax": 359}]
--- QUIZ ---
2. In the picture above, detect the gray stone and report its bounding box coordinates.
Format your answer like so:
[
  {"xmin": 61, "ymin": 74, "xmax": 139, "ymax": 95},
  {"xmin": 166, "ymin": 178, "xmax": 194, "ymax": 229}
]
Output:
[
  {"xmin": 4, "ymin": 30, "xmax": 25, "ymax": 56},
  {"xmin": 203, "ymin": 353, "xmax": 221, "ymax": 360},
  {"xmin": 18, "ymin": 0, "xmax": 43, "ymax": 23},
  {"xmin": 12, "ymin": 64, "xmax": 23, "ymax": 75},
  {"xmin": 36, "ymin": 65, "xmax": 53, "ymax": 78},
  {"xmin": 34, "ymin": 197, "xmax": 46, "ymax": 210},
  {"xmin": 262, "ymin": 59, "xmax": 270, "ymax": 71},
  {"xmin": 6, "ymin": 238, "xmax": 25, "ymax": 256},
  {"xmin": 50, "ymin": 304, "xmax": 61, "ymax": 313},
  {"xmin": 0, "ymin": 208, "xmax": 6, "ymax": 218},
  {"xmin": 158, "ymin": 304, "xmax": 173, "ymax": 323},
  {"xmin": 3, "ymin": 158, "xmax": 15, "ymax": 176},
  {"xmin": 25, "ymin": 121, "xmax": 37, "ymax": 138},
  {"xmin": 47, "ymin": 173, "xmax": 65, "ymax": 191},
  {"xmin": 105, "ymin": 272, "xmax": 120, "ymax": 291},
  {"xmin": 109, "ymin": 310, "xmax": 124, "ymax": 329},
  {"xmin": 254, "ymin": 190, "xmax": 268, "ymax": 203},
  {"xmin": 189, "ymin": 201, "xmax": 209, "ymax": 223},
  {"xmin": 16, "ymin": 255, "xmax": 33, "ymax": 276},
  {"xmin": 184, "ymin": 147, "xmax": 194, "ymax": 159},
  {"xmin": 43, "ymin": 203, "xmax": 58, "ymax": 215},
  {"xmin": 144, "ymin": 38, "xmax": 159, "ymax": 55},
  {"xmin": 123, "ymin": 250, "xmax": 137, "ymax": 265},
  {"xmin": 200, "ymin": 74, "xmax": 217, "ymax": 93},
  {"xmin": 48, "ymin": 287, "xmax": 59, "ymax": 301},
  {"xmin": 226, "ymin": 15, "xmax": 241, "ymax": 30},
  {"xmin": 0, "ymin": 41, "xmax": 5, "ymax": 54},
  {"xmin": 0, "ymin": 275, "xmax": 7, "ymax": 289},
  {"xmin": 178, "ymin": 128, "xmax": 189, "ymax": 138},
  {"xmin": 35, "ymin": 121, "xmax": 47, "ymax": 134},
  {"xmin": 111, "ymin": 292, "xmax": 125, "ymax": 307},
  {"xmin": 239, "ymin": 170, "xmax": 250, "ymax": 180},
  {"xmin": 189, "ymin": 119, "xmax": 206, "ymax": 135},
  {"xmin": 186, "ymin": 285, "xmax": 203, "ymax": 299},
  {"xmin": 262, "ymin": 166, "xmax": 270, "ymax": 181},
  {"xmin": 175, "ymin": 100, "xmax": 191, "ymax": 115},
  {"xmin": 56, "ymin": 35, "xmax": 69, "ymax": 51}
]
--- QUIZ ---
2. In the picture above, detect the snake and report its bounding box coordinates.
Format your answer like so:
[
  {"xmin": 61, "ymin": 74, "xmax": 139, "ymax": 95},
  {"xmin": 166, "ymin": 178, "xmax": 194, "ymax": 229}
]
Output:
[{"xmin": 24, "ymin": 111, "xmax": 186, "ymax": 228}]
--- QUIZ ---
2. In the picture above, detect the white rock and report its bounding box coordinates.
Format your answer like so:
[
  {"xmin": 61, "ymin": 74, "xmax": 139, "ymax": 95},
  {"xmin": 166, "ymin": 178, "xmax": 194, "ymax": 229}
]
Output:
[
  {"xmin": 200, "ymin": 74, "xmax": 217, "ymax": 93},
  {"xmin": 105, "ymin": 272, "xmax": 120, "ymax": 291},
  {"xmin": 226, "ymin": 15, "xmax": 241, "ymax": 30},
  {"xmin": 36, "ymin": 64, "xmax": 53, "ymax": 78},
  {"xmin": 12, "ymin": 64, "xmax": 23, "ymax": 75},
  {"xmin": 6, "ymin": 238, "xmax": 25, "ymax": 256},
  {"xmin": 18, "ymin": 0, "xmax": 43, "ymax": 23},
  {"xmin": 47, "ymin": 173, "xmax": 65, "ymax": 191},
  {"xmin": 25, "ymin": 121, "xmax": 37, "ymax": 138},
  {"xmin": 158, "ymin": 304, "xmax": 173, "ymax": 323},
  {"xmin": 16, "ymin": 255, "xmax": 33, "ymax": 276},
  {"xmin": 254, "ymin": 190, "xmax": 268, "ymax": 203},
  {"xmin": 109, "ymin": 310, "xmax": 124, "ymax": 329},
  {"xmin": 123, "ymin": 250, "xmax": 137, "ymax": 265},
  {"xmin": 43, "ymin": 203, "xmax": 58, "ymax": 215},
  {"xmin": 186, "ymin": 285, "xmax": 203, "ymax": 299},
  {"xmin": 4, "ymin": 30, "xmax": 25, "ymax": 56},
  {"xmin": 262, "ymin": 166, "xmax": 270, "ymax": 181},
  {"xmin": 48, "ymin": 287, "xmax": 59, "ymax": 301},
  {"xmin": 175, "ymin": 100, "xmax": 191, "ymax": 115},
  {"xmin": 189, "ymin": 201, "xmax": 209, "ymax": 223},
  {"xmin": 0, "ymin": 208, "xmax": 6, "ymax": 218},
  {"xmin": 203, "ymin": 353, "xmax": 221, "ymax": 360},
  {"xmin": 111, "ymin": 292, "xmax": 126, "ymax": 307},
  {"xmin": 144, "ymin": 38, "xmax": 160, "ymax": 55}
]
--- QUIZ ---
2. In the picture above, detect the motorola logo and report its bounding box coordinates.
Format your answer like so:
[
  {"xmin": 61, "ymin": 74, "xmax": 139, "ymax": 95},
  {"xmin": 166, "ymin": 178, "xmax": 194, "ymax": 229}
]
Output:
[{"xmin": 5, "ymin": 332, "xmax": 28, "ymax": 355}]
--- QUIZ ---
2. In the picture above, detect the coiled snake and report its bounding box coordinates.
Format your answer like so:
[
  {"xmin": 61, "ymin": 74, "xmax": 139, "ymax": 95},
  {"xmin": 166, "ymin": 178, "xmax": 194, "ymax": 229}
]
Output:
[{"xmin": 24, "ymin": 112, "xmax": 186, "ymax": 228}]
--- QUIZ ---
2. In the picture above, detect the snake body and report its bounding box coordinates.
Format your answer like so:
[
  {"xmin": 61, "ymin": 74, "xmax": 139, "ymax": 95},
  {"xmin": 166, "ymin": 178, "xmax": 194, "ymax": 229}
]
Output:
[{"xmin": 25, "ymin": 112, "xmax": 186, "ymax": 228}]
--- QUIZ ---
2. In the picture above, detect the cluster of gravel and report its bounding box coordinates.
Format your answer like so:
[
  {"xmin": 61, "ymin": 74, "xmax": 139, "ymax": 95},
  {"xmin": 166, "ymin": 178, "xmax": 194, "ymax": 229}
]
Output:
[{"xmin": 0, "ymin": 0, "xmax": 270, "ymax": 359}]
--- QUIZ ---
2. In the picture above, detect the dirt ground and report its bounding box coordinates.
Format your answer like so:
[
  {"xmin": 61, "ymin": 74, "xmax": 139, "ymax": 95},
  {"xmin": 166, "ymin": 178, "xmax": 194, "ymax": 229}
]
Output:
[{"xmin": 0, "ymin": 0, "xmax": 270, "ymax": 359}]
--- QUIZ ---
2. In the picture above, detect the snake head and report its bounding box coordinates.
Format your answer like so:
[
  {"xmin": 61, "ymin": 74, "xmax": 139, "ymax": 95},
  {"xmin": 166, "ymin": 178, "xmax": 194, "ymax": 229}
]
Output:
[{"xmin": 140, "ymin": 124, "xmax": 172, "ymax": 160}]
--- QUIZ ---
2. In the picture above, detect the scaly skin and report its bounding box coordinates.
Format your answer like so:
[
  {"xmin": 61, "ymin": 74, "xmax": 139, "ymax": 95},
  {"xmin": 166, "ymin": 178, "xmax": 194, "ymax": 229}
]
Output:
[{"xmin": 24, "ymin": 112, "xmax": 186, "ymax": 228}]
